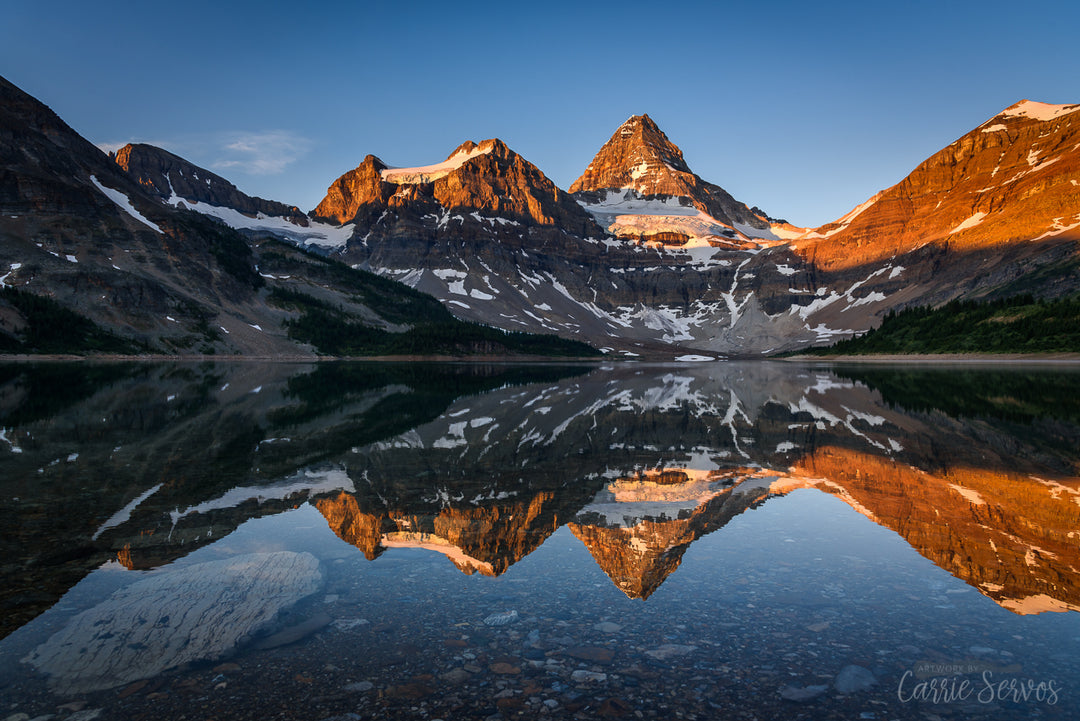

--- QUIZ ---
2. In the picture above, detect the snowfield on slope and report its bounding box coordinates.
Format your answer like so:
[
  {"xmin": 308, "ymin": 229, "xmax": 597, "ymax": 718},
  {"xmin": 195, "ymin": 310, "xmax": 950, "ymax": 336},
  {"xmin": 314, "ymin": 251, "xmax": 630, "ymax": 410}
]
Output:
[{"xmin": 166, "ymin": 193, "xmax": 354, "ymax": 248}]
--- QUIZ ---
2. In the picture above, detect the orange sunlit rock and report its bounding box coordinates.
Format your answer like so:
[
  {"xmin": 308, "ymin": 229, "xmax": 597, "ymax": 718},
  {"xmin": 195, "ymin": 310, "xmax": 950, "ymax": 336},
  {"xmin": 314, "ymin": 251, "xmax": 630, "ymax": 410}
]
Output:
[
  {"xmin": 794, "ymin": 101, "xmax": 1080, "ymax": 270},
  {"xmin": 787, "ymin": 446, "xmax": 1080, "ymax": 613}
]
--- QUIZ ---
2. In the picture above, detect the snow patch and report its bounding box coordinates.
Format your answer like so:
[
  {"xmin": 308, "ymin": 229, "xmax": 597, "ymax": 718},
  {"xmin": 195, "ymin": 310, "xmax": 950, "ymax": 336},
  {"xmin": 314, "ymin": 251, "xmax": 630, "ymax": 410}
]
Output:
[
  {"xmin": 91, "ymin": 176, "xmax": 163, "ymax": 233},
  {"xmin": 949, "ymin": 212, "xmax": 987, "ymax": 235},
  {"xmin": 999, "ymin": 100, "xmax": 1080, "ymax": 122},
  {"xmin": 380, "ymin": 144, "xmax": 492, "ymax": 184},
  {"xmin": 0, "ymin": 262, "xmax": 21, "ymax": 287},
  {"xmin": 170, "ymin": 469, "xmax": 355, "ymax": 526},
  {"xmin": 93, "ymin": 483, "xmax": 164, "ymax": 540},
  {"xmin": 949, "ymin": 484, "xmax": 986, "ymax": 506},
  {"xmin": 166, "ymin": 194, "xmax": 353, "ymax": 248},
  {"xmin": 799, "ymin": 192, "xmax": 882, "ymax": 240}
]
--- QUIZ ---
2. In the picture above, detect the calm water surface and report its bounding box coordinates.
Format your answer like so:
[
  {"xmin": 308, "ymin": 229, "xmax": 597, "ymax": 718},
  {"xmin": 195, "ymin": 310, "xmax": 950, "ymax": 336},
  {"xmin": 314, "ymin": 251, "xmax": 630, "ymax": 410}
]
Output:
[{"xmin": 1, "ymin": 360, "xmax": 1079, "ymax": 720}]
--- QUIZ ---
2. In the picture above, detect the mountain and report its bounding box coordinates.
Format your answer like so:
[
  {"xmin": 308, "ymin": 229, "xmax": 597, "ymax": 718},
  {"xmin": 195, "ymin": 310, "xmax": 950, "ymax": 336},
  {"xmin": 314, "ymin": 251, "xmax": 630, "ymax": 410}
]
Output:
[
  {"xmin": 0, "ymin": 74, "xmax": 287, "ymax": 355},
  {"xmin": 795, "ymin": 100, "xmax": 1080, "ymax": 271},
  {"xmin": 311, "ymin": 131, "xmax": 826, "ymax": 356},
  {"xmin": 569, "ymin": 114, "xmax": 794, "ymax": 246},
  {"xmin": 0, "ymin": 75, "xmax": 594, "ymax": 358},
  {"xmin": 6, "ymin": 70, "xmax": 1078, "ymax": 358},
  {"xmin": 111, "ymin": 143, "xmax": 353, "ymax": 250},
  {"xmin": 313, "ymin": 138, "xmax": 606, "ymax": 250},
  {"xmin": 113, "ymin": 143, "xmax": 305, "ymax": 222}
]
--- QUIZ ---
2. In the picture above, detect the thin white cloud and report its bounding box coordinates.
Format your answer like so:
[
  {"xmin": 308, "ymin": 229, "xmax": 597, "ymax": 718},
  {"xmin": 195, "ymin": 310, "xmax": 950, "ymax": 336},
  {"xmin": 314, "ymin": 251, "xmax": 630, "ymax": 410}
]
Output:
[{"xmin": 213, "ymin": 131, "xmax": 312, "ymax": 176}]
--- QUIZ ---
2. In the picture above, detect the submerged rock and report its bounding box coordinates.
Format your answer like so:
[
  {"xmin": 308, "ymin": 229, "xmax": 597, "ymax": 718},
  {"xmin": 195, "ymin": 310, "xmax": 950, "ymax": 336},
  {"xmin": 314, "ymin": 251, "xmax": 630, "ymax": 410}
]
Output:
[
  {"xmin": 253, "ymin": 611, "xmax": 332, "ymax": 649},
  {"xmin": 571, "ymin": 670, "xmax": 608, "ymax": 683},
  {"xmin": 483, "ymin": 610, "xmax": 519, "ymax": 626},
  {"xmin": 24, "ymin": 551, "xmax": 322, "ymax": 693},
  {"xmin": 644, "ymin": 644, "xmax": 697, "ymax": 661},
  {"xmin": 834, "ymin": 664, "xmax": 877, "ymax": 694}
]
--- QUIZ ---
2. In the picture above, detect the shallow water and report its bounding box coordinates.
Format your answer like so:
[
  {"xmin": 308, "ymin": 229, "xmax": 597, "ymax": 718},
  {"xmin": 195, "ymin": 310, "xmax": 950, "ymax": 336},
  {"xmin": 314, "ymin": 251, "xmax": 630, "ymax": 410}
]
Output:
[{"xmin": 1, "ymin": 360, "xmax": 1078, "ymax": 720}]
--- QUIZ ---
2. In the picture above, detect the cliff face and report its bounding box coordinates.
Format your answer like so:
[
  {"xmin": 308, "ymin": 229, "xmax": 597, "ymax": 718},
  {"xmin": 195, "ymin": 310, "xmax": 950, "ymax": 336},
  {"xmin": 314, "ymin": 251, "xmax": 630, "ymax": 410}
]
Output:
[
  {"xmin": 314, "ymin": 490, "xmax": 563, "ymax": 576},
  {"xmin": 795, "ymin": 100, "xmax": 1080, "ymax": 270}
]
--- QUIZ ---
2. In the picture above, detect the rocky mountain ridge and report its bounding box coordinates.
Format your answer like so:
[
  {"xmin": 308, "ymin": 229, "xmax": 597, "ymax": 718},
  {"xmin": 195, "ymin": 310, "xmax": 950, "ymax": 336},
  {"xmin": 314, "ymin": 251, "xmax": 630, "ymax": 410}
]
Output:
[
  {"xmin": 297, "ymin": 105, "xmax": 1078, "ymax": 356},
  {"xmin": 113, "ymin": 143, "xmax": 306, "ymax": 223},
  {"xmin": 3, "ymin": 71, "xmax": 1078, "ymax": 357}
]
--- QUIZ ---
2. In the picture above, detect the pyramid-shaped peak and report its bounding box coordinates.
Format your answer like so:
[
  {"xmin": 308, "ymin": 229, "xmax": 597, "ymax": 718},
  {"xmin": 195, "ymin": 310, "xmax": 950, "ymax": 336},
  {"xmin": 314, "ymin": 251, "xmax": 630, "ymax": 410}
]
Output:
[
  {"xmin": 569, "ymin": 114, "xmax": 694, "ymax": 194},
  {"xmin": 621, "ymin": 113, "xmax": 660, "ymax": 130},
  {"xmin": 618, "ymin": 114, "xmax": 675, "ymax": 145}
]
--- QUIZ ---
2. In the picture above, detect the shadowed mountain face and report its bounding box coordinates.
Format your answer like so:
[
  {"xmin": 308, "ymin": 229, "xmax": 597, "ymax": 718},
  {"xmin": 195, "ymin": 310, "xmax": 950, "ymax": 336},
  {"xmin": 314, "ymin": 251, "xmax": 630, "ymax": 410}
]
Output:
[
  {"xmin": 0, "ymin": 77, "xmax": 307, "ymax": 355},
  {"xmin": 3, "ymin": 360, "xmax": 1079, "ymax": 643},
  {"xmin": 113, "ymin": 143, "xmax": 306, "ymax": 223}
]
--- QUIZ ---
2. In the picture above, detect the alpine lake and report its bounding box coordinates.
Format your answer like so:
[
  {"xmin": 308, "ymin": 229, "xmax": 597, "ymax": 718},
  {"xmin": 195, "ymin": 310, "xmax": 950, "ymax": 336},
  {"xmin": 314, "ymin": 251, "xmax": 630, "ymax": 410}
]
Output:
[{"xmin": 1, "ymin": 359, "xmax": 1079, "ymax": 721}]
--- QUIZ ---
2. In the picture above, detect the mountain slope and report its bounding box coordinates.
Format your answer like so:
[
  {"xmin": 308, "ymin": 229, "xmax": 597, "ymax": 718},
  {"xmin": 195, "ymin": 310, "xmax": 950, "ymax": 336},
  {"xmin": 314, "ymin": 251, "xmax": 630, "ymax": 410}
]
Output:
[
  {"xmin": 114, "ymin": 143, "xmax": 305, "ymax": 221},
  {"xmin": 112, "ymin": 143, "xmax": 352, "ymax": 249},
  {"xmin": 0, "ymin": 74, "xmax": 284, "ymax": 354},
  {"xmin": 796, "ymin": 100, "xmax": 1080, "ymax": 270}
]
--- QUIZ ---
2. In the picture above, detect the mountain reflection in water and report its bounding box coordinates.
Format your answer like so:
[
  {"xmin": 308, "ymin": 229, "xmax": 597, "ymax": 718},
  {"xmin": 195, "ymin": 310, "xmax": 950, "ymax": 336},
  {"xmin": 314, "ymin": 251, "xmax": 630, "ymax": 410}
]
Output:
[{"xmin": 1, "ymin": 360, "xmax": 1079, "ymax": 717}]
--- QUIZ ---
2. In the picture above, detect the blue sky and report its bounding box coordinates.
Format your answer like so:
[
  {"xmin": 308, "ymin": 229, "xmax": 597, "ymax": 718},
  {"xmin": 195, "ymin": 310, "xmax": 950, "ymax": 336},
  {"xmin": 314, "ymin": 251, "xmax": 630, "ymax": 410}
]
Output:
[{"xmin": 3, "ymin": 0, "xmax": 1078, "ymax": 227}]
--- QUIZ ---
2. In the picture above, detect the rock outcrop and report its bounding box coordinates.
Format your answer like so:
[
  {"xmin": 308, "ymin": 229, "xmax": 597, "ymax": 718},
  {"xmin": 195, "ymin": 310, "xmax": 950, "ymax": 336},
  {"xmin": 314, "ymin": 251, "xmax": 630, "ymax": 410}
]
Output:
[{"xmin": 25, "ymin": 551, "xmax": 322, "ymax": 693}]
